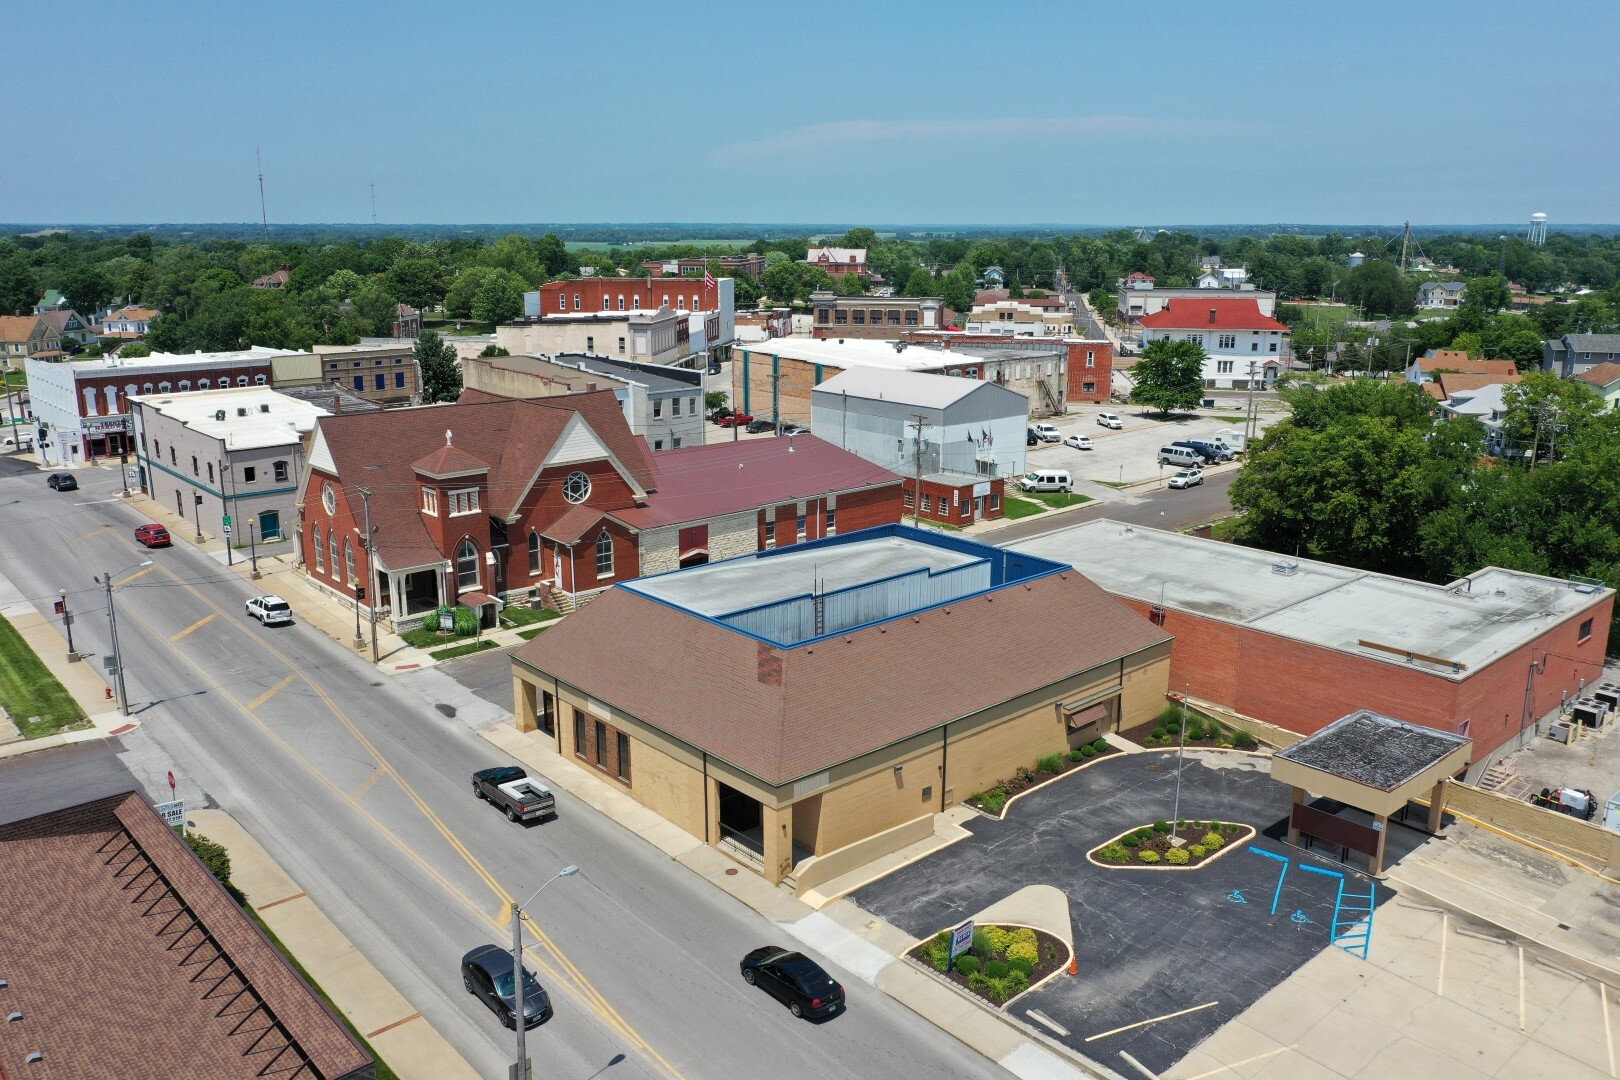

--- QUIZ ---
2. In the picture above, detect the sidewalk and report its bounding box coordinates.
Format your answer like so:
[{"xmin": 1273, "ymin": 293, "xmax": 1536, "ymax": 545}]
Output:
[
  {"xmin": 481, "ymin": 723, "xmax": 1116, "ymax": 1080},
  {"xmin": 192, "ymin": 809, "xmax": 480, "ymax": 1080}
]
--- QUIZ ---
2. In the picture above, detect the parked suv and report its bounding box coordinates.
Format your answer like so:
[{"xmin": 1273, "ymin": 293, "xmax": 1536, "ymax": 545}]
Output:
[
  {"xmin": 1096, "ymin": 411, "xmax": 1124, "ymax": 429},
  {"xmin": 1171, "ymin": 440, "xmax": 1230, "ymax": 465},
  {"xmin": 134, "ymin": 524, "xmax": 171, "ymax": 548},
  {"xmin": 46, "ymin": 472, "xmax": 77, "ymax": 491}
]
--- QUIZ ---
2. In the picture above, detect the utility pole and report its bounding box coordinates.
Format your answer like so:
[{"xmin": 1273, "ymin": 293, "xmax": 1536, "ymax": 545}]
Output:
[
  {"xmin": 1529, "ymin": 405, "xmax": 1546, "ymax": 470},
  {"xmin": 1244, "ymin": 361, "xmax": 1259, "ymax": 446},
  {"xmin": 359, "ymin": 486, "xmax": 379, "ymax": 663},
  {"xmin": 104, "ymin": 572, "xmax": 129, "ymax": 716},
  {"xmin": 907, "ymin": 412, "xmax": 929, "ymax": 527}
]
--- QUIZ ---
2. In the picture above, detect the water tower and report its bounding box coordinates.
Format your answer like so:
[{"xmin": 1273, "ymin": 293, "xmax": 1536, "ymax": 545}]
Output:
[{"xmin": 1529, "ymin": 212, "xmax": 1548, "ymax": 245}]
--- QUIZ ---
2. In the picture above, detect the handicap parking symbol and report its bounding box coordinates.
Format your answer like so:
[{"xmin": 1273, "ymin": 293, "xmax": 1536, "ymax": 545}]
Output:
[{"xmin": 1227, "ymin": 889, "xmax": 1248, "ymax": 904}]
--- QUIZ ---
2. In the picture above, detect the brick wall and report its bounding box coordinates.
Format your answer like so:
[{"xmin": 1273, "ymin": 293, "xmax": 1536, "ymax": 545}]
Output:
[
  {"xmin": 1065, "ymin": 341, "xmax": 1113, "ymax": 403},
  {"xmin": 539, "ymin": 277, "xmax": 717, "ymax": 316},
  {"xmin": 903, "ymin": 477, "xmax": 1005, "ymax": 524},
  {"xmin": 1443, "ymin": 782, "xmax": 1620, "ymax": 868}
]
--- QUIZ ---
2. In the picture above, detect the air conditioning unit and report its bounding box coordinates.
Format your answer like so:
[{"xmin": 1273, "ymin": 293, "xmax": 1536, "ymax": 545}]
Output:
[
  {"xmin": 214, "ymin": 410, "xmax": 226, "ymax": 421},
  {"xmin": 236, "ymin": 407, "xmax": 248, "ymax": 417},
  {"xmin": 1548, "ymin": 722, "xmax": 1573, "ymax": 744}
]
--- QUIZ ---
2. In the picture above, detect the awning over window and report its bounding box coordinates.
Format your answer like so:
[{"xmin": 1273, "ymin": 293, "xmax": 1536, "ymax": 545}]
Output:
[
  {"xmin": 1066, "ymin": 703, "xmax": 1109, "ymax": 730},
  {"xmin": 1061, "ymin": 684, "xmax": 1121, "ymax": 715}
]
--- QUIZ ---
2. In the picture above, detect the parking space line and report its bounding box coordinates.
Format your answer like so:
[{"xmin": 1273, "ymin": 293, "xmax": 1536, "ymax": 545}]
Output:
[
  {"xmin": 244, "ymin": 674, "xmax": 295, "ymax": 711},
  {"xmin": 1026, "ymin": 1009, "xmax": 1069, "ymax": 1036},
  {"xmin": 1438, "ymin": 913, "xmax": 1448, "ymax": 997},
  {"xmin": 169, "ymin": 612, "xmax": 216, "ymax": 642},
  {"xmin": 116, "ymin": 565, "xmax": 156, "ymax": 586},
  {"xmin": 70, "ymin": 526, "xmax": 110, "ymax": 545},
  {"xmin": 1178, "ymin": 1045, "xmax": 1297, "ymax": 1080},
  {"xmin": 352, "ymin": 769, "xmax": 384, "ymax": 800},
  {"xmin": 1605, "ymin": 982, "xmax": 1616, "ymax": 1078},
  {"xmin": 1085, "ymin": 1000, "xmax": 1219, "ymax": 1042}
]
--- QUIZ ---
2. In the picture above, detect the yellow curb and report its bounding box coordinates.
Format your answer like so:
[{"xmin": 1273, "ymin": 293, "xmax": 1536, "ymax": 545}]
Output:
[{"xmin": 1084, "ymin": 822, "xmax": 1258, "ymax": 870}]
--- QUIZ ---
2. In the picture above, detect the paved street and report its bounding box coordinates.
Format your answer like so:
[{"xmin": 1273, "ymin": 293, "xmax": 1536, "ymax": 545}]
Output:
[{"xmin": 0, "ymin": 460, "xmax": 1011, "ymax": 1080}]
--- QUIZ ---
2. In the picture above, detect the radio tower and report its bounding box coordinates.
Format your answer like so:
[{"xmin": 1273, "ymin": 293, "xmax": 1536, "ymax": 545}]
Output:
[
  {"xmin": 256, "ymin": 146, "xmax": 270, "ymax": 239},
  {"xmin": 370, "ymin": 181, "xmax": 378, "ymax": 226}
]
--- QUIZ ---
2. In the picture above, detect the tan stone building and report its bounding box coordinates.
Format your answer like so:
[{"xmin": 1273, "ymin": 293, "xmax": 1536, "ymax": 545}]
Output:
[{"xmin": 510, "ymin": 525, "xmax": 1171, "ymax": 886}]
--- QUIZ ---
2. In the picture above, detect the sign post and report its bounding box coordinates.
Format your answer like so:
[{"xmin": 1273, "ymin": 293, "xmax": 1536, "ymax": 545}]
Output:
[
  {"xmin": 166, "ymin": 772, "xmax": 185, "ymax": 836},
  {"xmin": 948, "ymin": 921, "xmax": 974, "ymax": 970}
]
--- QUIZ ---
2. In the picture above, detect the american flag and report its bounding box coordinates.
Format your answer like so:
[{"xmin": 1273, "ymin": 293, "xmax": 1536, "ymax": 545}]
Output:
[{"xmin": 703, "ymin": 270, "xmax": 716, "ymax": 290}]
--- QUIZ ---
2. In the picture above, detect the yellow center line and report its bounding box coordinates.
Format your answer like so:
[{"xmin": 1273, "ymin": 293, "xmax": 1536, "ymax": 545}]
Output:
[
  {"xmin": 244, "ymin": 674, "xmax": 296, "ymax": 711},
  {"xmin": 116, "ymin": 565, "xmax": 157, "ymax": 586},
  {"xmin": 169, "ymin": 612, "xmax": 217, "ymax": 642},
  {"xmin": 70, "ymin": 526, "xmax": 112, "ymax": 545},
  {"xmin": 128, "ymin": 564, "xmax": 683, "ymax": 1079}
]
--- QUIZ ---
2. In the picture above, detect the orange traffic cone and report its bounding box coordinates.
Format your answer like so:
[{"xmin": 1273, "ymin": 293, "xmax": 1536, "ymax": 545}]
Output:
[{"xmin": 1068, "ymin": 954, "xmax": 1078, "ymax": 976}]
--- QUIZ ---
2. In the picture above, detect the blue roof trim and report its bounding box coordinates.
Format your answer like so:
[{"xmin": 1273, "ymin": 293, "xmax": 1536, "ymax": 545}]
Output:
[{"xmin": 621, "ymin": 523, "xmax": 1072, "ymax": 650}]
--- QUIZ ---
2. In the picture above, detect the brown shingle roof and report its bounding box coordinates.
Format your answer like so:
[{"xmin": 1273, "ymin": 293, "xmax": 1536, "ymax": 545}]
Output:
[
  {"xmin": 0, "ymin": 793, "xmax": 371, "ymax": 1079},
  {"xmin": 1574, "ymin": 361, "xmax": 1620, "ymax": 388},
  {"xmin": 515, "ymin": 568, "xmax": 1169, "ymax": 785},
  {"xmin": 317, "ymin": 391, "xmax": 655, "ymax": 569},
  {"xmin": 0, "ymin": 315, "xmax": 42, "ymax": 342},
  {"xmin": 1435, "ymin": 371, "xmax": 1522, "ymax": 398}
]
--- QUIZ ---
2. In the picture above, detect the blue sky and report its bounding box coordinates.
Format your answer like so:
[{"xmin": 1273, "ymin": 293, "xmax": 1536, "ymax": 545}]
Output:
[{"xmin": 9, "ymin": 0, "xmax": 1618, "ymax": 226}]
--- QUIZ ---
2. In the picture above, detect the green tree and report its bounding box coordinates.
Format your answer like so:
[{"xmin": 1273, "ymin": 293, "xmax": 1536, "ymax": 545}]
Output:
[
  {"xmin": 0, "ymin": 259, "xmax": 36, "ymax": 315},
  {"xmin": 730, "ymin": 272, "xmax": 763, "ymax": 308},
  {"xmin": 1499, "ymin": 370, "xmax": 1605, "ymax": 463},
  {"xmin": 535, "ymin": 233, "xmax": 572, "ymax": 276},
  {"xmin": 478, "ymin": 344, "xmax": 510, "ymax": 357},
  {"xmin": 902, "ymin": 268, "xmax": 936, "ymax": 298},
  {"xmin": 52, "ymin": 262, "xmax": 115, "ymax": 314},
  {"xmin": 415, "ymin": 330, "xmax": 462, "ymax": 403},
  {"xmin": 832, "ymin": 272, "xmax": 866, "ymax": 296},
  {"xmin": 1463, "ymin": 273, "xmax": 1512, "ymax": 315},
  {"xmin": 387, "ymin": 258, "xmax": 447, "ymax": 311},
  {"xmin": 472, "ymin": 271, "xmax": 524, "ymax": 325},
  {"xmin": 445, "ymin": 265, "xmax": 502, "ymax": 318},
  {"xmin": 705, "ymin": 390, "xmax": 728, "ymax": 414},
  {"xmin": 1343, "ymin": 261, "xmax": 1414, "ymax": 317},
  {"xmin": 1129, "ymin": 339, "xmax": 1206, "ymax": 417},
  {"xmin": 120, "ymin": 341, "xmax": 151, "ymax": 358},
  {"xmin": 839, "ymin": 227, "xmax": 879, "ymax": 250},
  {"xmin": 937, "ymin": 267, "xmax": 975, "ymax": 315},
  {"xmin": 761, "ymin": 263, "xmax": 809, "ymax": 305}
]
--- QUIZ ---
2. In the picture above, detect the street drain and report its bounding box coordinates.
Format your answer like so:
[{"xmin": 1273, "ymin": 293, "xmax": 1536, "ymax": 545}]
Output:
[
  {"xmin": 435, "ymin": 704, "xmax": 457, "ymax": 718},
  {"xmin": 724, "ymin": 868, "xmax": 738, "ymax": 876},
  {"xmin": 370, "ymin": 682, "xmax": 382, "ymax": 687}
]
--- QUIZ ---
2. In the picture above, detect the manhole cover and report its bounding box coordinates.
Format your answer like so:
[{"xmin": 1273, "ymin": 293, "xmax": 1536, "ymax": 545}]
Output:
[
  {"xmin": 435, "ymin": 704, "xmax": 457, "ymax": 718},
  {"xmin": 724, "ymin": 868, "xmax": 738, "ymax": 876},
  {"xmin": 1146, "ymin": 764, "xmax": 1162, "ymax": 772},
  {"xmin": 370, "ymin": 682, "xmax": 382, "ymax": 687}
]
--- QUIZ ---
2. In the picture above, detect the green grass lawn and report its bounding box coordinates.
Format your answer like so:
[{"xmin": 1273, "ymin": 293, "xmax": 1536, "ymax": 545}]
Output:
[
  {"xmin": 1205, "ymin": 515, "xmax": 1246, "ymax": 542},
  {"xmin": 1028, "ymin": 491, "xmax": 1093, "ymax": 509},
  {"xmin": 500, "ymin": 605, "xmax": 562, "ymax": 629},
  {"xmin": 0, "ymin": 615, "xmax": 89, "ymax": 738},
  {"xmin": 400, "ymin": 626, "xmax": 470, "ymax": 649},
  {"xmin": 516, "ymin": 626, "xmax": 549, "ymax": 642},
  {"xmin": 1282, "ymin": 303, "xmax": 1354, "ymax": 331},
  {"xmin": 430, "ymin": 639, "xmax": 499, "ymax": 662},
  {"xmin": 1000, "ymin": 496, "xmax": 1049, "ymax": 519}
]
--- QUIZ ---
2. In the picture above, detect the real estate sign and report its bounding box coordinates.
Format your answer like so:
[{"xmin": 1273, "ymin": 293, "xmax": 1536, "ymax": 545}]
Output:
[{"xmin": 949, "ymin": 920, "xmax": 974, "ymax": 962}]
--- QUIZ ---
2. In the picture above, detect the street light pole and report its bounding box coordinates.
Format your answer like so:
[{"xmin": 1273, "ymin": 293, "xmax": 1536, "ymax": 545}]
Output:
[
  {"xmin": 513, "ymin": 865, "xmax": 579, "ymax": 1080},
  {"xmin": 58, "ymin": 588, "xmax": 74, "ymax": 657},
  {"xmin": 247, "ymin": 517, "xmax": 260, "ymax": 579},
  {"xmin": 358, "ymin": 486, "xmax": 378, "ymax": 663},
  {"xmin": 101, "ymin": 560, "xmax": 153, "ymax": 716},
  {"xmin": 191, "ymin": 491, "xmax": 204, "ymax": 542},
  {"xmin": 1170, "ymin": 685, "xmax": 1189, "ymax": 841}
]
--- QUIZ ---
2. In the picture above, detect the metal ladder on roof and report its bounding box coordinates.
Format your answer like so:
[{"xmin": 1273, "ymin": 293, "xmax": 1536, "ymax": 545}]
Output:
[{"xmin": 1300, "ymin": 863, "xmax": 1375, "ymax": 961}]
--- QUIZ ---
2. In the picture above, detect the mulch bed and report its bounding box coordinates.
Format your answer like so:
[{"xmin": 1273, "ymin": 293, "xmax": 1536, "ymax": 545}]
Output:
[
  {"xmin": 907, "ymin": 925, "xmax": 1069, "ymax": 1008},
  {"xmin": 966, "ymin": 744, "xmax": 1122, "ymax": 814},
  {"xmin": 1090, "ymin": 821, "xmax": 1251, "ymax": 868},
  {"xmin": 1120, "ymin": 718, "xmax": 1253, "ymax": 751}
]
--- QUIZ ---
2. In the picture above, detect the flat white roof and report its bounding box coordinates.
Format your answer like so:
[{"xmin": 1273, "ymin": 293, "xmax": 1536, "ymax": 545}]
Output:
[
  {"xmin": 738, "ymin": 337, "xmax": 953, "ymax": 372},
  {"xmin": 65, "ymin": 346, "xmax": 307, "ymax": 372},
  {"xmin": 813, "ymin": 367, "xmax": 983, "ymax": 409},
  {"xmin": 1018, "ymin": 519, "xmax": 1612, "ymax": 677},
  {"xmin": 130, "ymin": 387, "xmax": 327, "ymax": 449}
]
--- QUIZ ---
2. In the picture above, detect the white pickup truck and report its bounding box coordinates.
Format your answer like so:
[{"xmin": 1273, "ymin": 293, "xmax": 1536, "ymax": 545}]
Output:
[{"xmin": 471, "ymin": 766, "xmax": 557, "ymax": 822}]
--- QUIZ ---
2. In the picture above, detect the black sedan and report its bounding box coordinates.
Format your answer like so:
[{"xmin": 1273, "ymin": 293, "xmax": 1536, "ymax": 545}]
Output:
[
  {"xmin": 746, "ymin": 419, "xmax": 776, "ymax": 434},
  {"xmin": 740, "ymin": 947, "xmax": 845, "ymax": 1019},
  {"xmin": 461, "ymin": 944, "xmax": 552, "ymax": 1029},
  {"xmin": 46, "ymin": 472, "xmax": 77, "ymax": 491}
]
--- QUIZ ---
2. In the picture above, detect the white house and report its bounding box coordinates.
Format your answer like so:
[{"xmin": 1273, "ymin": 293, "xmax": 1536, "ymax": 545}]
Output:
[
  {"xmin": 1417, "ymin": 281, "xmax": 1467, "ymax": 310},
  {"xmin": 1439, "ymin": 382, "xmax": 1512, "ymax": 455},
  {"xmin": 1136, "ymin": 298, "xmax": 1289, "ymax": 389}
]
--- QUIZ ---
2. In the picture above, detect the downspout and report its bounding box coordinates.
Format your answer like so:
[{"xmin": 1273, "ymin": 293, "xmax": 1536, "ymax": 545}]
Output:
[
  {"xmin": 703, "ymin": 752, "xmax": 711, "ymax": 844},
  {"xmin": 940, "ymin": 725, "xmax": 948, "ymax": 813},
  {"xmin": 552, "ymin": 675, "xmax": 563, "ymax": 754}
]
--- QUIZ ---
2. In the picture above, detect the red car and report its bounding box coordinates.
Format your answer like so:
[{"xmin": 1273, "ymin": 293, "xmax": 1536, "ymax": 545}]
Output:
[
  {"xmin": 718, "ymin": 412, "xmax": 754, "ymax": 428},
  {"xmin": 134, "ymin": 523, "xmax": 171, "ymax": 548}
]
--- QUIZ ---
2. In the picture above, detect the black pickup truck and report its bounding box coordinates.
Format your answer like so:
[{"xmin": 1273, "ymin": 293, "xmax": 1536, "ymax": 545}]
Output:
[{"xmin": 471, "ymin": 766, "xmax": 557, "ymax": 822}]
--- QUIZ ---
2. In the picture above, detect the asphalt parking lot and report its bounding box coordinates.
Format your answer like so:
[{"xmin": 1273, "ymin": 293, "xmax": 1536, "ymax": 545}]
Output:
[
  {"xmin": 852, "ymin": 749, "xmax": 1391, "ymax": 1076},
  {"xmin": 1029, "ymin": 404, "xmax": 1275, "ymax": 485}
]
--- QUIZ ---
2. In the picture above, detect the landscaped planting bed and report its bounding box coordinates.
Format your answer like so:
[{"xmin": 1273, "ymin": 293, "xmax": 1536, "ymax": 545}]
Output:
[
  {"xmin": 967, "ymin": 741, "xmax": 1119, "ymax": 814},
  {"xmin": 909, "ymin": 924, "xmax": 1068, "ymax": 1006},
  {"xmin": 1089, "ymin": 820, "xmax": 1253, "ymax": 868},
  {"xmin": 1121, "ymin": 704, "xmax": 1258, "ymax": 751}
]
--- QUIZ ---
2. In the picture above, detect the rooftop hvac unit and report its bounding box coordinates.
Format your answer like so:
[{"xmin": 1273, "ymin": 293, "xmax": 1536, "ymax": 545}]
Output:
[
  {"xmin": 1548, "ymin": 721, "xmax": 1573, "ymax": 744},
  {"xmin": 214, "ymin": 410, "xmax": 226, "ymax": 421},
  {"xmin": 236, "ymin": 407, "xmax": 248, "ymax": 417},
  {"xmin": 1271, "ymin": 560, "xmax": 1300, "ymax": 576}
]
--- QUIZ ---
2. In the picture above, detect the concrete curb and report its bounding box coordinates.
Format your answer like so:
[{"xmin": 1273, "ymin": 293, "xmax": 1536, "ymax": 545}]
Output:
[{"xmin": 191, "ymin": 809, "xmax": 481, "ymax": 1080}]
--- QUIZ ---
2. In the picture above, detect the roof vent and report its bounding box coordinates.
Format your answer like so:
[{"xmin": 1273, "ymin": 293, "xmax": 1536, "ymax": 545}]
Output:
[
  {"xmin": 236, "ymin": 407, "xmax": 248, "ymax": 417},
  {"xmin": 7, "ymin": 1011, "xmax": 21, "ymax": 1022},
  {"xmin": 26, "ymin": 1051, "xmax": 42, "ymax": 1065},
  {"xmin": 259, "ymin": 403, "xmax": 270, "ymax": 413},
  {"xmin": 1272, "ymin": 560, "xmax": 1300, "ymax": 576},
  {"xmin": 214, "ymin": 410, "xmax": 226, "ymax": 421}
]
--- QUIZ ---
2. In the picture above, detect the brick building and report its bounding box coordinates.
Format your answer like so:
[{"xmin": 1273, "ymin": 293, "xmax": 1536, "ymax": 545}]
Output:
[
  {"xmin": 301, "ymin": 390, "xmax": 900, "ymax": 628},
  {"xmin": 643, "ymin": 253, "xmax": 766, "ymax": 278},
  {"xmin": 26, "ymin": 348, "xmax": 289, "ymax": 466},
  {"xmin": 901, "ymin": 331, "xmax": 1113, "ymax": 404},
  {"xmin": 510, "ymin": 525, "xmax": 1171, "ymax": 885},
  {"xmin": 810, "ymin": 292, "xmax": 945, "ymax": 339},
  {"xmin": 1021, "ymin": 520, "xmax": 1615, "ymax": 761},
  {"xmin": 804, "ymin": 246, "xmax": 867, "ymax": 277}
]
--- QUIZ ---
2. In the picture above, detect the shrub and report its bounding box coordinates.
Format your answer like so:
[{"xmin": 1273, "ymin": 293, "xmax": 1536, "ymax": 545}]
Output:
[
  {"xmin": 1008, "ymin": 955, "xmax": 1036, "ymax": 977},
  {"xmin": 183, "ymin": 831, "xmax": 232, "ymax": 887},
  {"xmin": 1186, "ymin": 724, "xmax": 1206, "ymax": 740},
  {"xmin": 923, "ymin": 931, "xmax": 952, "ymax": 971},
  {"xmin": 1166, "ymin": 847, "xmax": 1190, "ymax": 865},
  {"xmin": 954, "ymin": 955, "xmax": 981, "ymax": 976},
  {"xmin": 968, "ymin": 970, "xmax": 991, "ymax": 991},
  {"xmin": 1121, "ymin": 833, "xmax": 1141, "ymax": 848},
  {"xmin": 1138, "ymin": 850, "xmax": 1161, "ymax": 863},
  {"xmin": 1135, "ymin": 828, "xmax": 1155, "ymax": 841},
  {"xmin": 1153, "ymin": 820, "xmax": 1170, "ymax": 833},
  {"xmin": 1157, "ymin": 704, "xmax": 1182, "ymax": 725},
  {"xmin": 1092, "ymin": 739, "xmax": 1109, "ymax": 753},
  {"xmin": 1164, "ymin": 717, "xmax": 1181, "ymax": 733},
  {"xmin": 987, "ymin": 971, "xmax": 1029, "ymax": 1002},
  {"xmin": 974, "ymin": 788, "xmax": 1008, "ymax": 814},
  {"xmin": 1188, "ymin": 845, "xmax": 1207, "ymax": 858},
  {"xmin": 1069, "ymin": 748, "xmax": 1085, "ymax": 762},
  {"xmin": 981, "ymin": 926, "xmax": 1012, "ymax": 954},
  {"xmin": 1079, "ymin": 744, "xmax": 1096, "ymax": 759},
  {"xmin": 1037, "ymin": 753, "xmax": 1065, "ymax": 775},
  {"xmin": 1201, "ymin": 832, "xmax": 1226, "ymax": 849},
  {"xmin": 1099, "ymin": 843, "xmax": 1130, "ymax": 863},
  {"xmin": 1010, "ymin": 928, "xmax": 1038, "ymax": 952},
  {"xmin": 1233, "ymin": 730, "xmax": 1258, "ymax": 750},
  {"xmin": 1014, "ymin": 766, "xmax": 1036, "ymax": 785},
  {"xmin": 972, "ymin": 929, "xmax": 992, "ymax": 959},
  {"xmin": 984, "ymin": 959, "xmax": 1011, "ymax": 980},
  {"xmin": 1151, "ymin": 727, "xmax": 1167, "ymax": 739}
]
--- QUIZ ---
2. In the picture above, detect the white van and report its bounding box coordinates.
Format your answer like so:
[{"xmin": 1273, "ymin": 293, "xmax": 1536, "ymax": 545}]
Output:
[
  {"xmin": 1031, "ymin": 423, "xmax": 1061, "ymax": 443},
  {"xmin": 1213, "ymin": 428, "xmax": 1246, "ymax": 454},
  {"xmin": 1019, "ymin": 469, "xmax": 1072, "ymax": 493},
  {"xmin": 1158, "ymin": 445, "xmax": 1203, "ymax": 468},
  {"xmin": 1096, "ymin": 412, "xmax": 1123, "ymax": 429}
]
